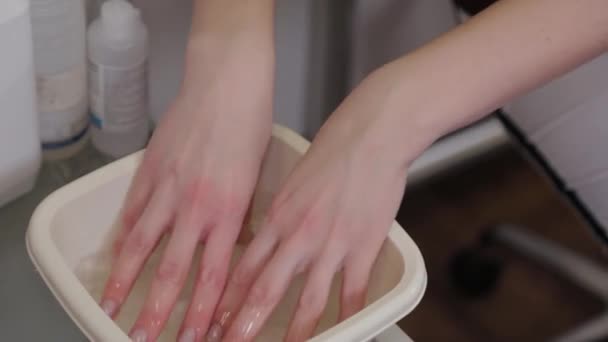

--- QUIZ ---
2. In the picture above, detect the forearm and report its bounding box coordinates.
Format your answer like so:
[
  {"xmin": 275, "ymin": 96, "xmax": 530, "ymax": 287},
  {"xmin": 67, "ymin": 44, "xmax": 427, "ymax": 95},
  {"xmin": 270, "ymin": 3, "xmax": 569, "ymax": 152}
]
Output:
[
  {"xmin": 190, "ymin": 0, "xmax": 275, "ymax": 45},
  {"xmin": 339, "ymin": 0, "xmax": 608, "ymax": 168},
  {"xmin": 180, "ymin": 0, "xmax": 276, "ymax": 99}
]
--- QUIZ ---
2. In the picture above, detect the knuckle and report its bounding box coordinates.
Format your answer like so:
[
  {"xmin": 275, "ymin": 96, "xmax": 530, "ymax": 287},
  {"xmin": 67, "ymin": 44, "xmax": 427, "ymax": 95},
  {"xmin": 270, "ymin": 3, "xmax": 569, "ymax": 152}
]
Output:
[
  {"xmin": 298, "ymin": 288, "xmax": 326, "ymax": 316},
  {"xmin": 264, "ymin": 213, "xmax": 290, "ymax": 240},
  {"xmin": 189, "ymin": 185, "xmax": 246, "ymax": 219},
  {"xmin": 141, "ymin": 146, "xmax": 161, "ymax": 166},
  {"xmin": 166, "ymin": 162, "xmax": 180, "ymax": 183},
  {"xmin": 246, "ymin": 283, "xmax": 277, "ymax": 308},
  {"xmin": 274, "ymin": 239, "xmax": 315, "ymax": 275},
  {"xmin": 284, "ymin": 227, "xmax": 321, "ymax": 257},
  {"xmin": 281, "ymin": 235, "xmax": 308, "ymax": 256},
  {"xmin": 215, "ymin": 186, "xmax": 249, "ymax": 217},
  {"xmin": 342, "ymin": 282, "xmax": 368, "ymax": 305},
  {"xmin": 228, "ymin": 266, "xmax": 252, "ymax": 290},
  {"xmin": 198, "ymin": 266, "xmax": 225, "ymax": 292},
  {"xmin": 264, "ymin": 199, "xmax": 284, "ymax": 226},
  {"xmin": 121, "ymin": 209, "xmax": 138, "ymax": 229},
  {"xmin": 155, "ymin": 259, "xmax": 185, "ymax": 287},
  {"xmin": 182, "ymin": 179, "xmax": 213, "ymax": 209},
  {"xmin": 124, "ymin": 230, "xmax": 152, "ymax": 256},
  {"xmin": 221, "ymin": 192, "xmax": 247, "ymax": 216},
  {"xmin": 301, "ymin": 209, "xmax": 322, "ymax": 229}
]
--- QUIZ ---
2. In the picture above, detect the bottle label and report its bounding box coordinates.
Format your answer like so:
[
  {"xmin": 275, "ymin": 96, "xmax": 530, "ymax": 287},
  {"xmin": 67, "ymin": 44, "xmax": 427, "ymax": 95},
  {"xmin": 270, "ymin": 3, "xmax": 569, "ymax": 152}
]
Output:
[
  {"xmin": 39, "ymin": 104, "xmax": 89, "ymax": 146},
  {"xmin": 37, "ymin": 65, "xmax": 89, "ymax": 144},
  {"xmin": 89, "ymin": 60, "xmax": 148, "ymax": 132}
]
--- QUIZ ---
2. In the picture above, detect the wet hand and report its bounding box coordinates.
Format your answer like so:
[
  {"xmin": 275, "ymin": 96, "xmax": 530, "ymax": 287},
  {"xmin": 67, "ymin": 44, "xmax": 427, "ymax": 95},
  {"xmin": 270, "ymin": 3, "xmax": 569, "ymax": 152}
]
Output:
[
  {"xmin": 207, "ymin": 79, "xmax": 411, "ymax": 341},
  {"xmin": 99, "ymin": 42, "xmax": 273, "ymax": 342}
]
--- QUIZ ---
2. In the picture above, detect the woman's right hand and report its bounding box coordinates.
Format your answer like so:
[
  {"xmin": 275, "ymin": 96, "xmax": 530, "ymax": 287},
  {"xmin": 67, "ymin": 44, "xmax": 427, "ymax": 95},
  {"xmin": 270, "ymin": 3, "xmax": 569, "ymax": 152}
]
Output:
[{"xmin": 99, "ymin": 30, "xmax": 275, "ymax": 342}]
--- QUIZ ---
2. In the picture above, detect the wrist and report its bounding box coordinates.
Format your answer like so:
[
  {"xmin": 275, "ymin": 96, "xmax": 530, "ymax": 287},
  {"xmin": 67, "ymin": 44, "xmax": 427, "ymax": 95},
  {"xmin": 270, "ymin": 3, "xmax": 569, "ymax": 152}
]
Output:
[
  {"xmin": 181, "ymin": 0, "xmax": 275, "ymax": 96},
  {"xmin": 325, "ymin": 65, "xmax": 445, "ymax": 172},
  {"xmin": 372, "ymin": 65, "xmax": 446, "ymax": 168},
  {"xmin": 190, "ymin": 0, "xmax": 275, "ymax": 38},
  {"xmin": 179, "ymin": 30, "xmax": 275, "ymax": 101}
]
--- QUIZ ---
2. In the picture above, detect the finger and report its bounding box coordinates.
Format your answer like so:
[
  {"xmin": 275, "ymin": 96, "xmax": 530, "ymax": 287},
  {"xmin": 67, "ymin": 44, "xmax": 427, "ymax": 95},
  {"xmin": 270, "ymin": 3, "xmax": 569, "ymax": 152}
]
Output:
[
  {"xmin": 285, "ymin": 246, "xmax": 345, "ymax": 342},
  {"xmin": 177, "ymin": 220, "xmax": 240, "ymax": 342},
  {"xmin": 113, "ymin": 159, "xmax": 156, "ymax": 257},
  {"xmin": 237, "ymin": 202, "xmax": 255, "ymax": 245},
  {"xmin": 222, "ymin": 241, "xmax": 305, "ymax": 342},
  {"xmin": 101, "ymin": 178, "xmax": 176, "ymax": 318},
  {"xmin": 129, "ymin": 209, "xmax": 205, "ymax": 342},
  {"xmin": 206, "ymin": 227, "xmax": 279, "ymax": 340},
  {"xmin": 339, "ymin": 248, "xmax": 379, "ymax": 322}
]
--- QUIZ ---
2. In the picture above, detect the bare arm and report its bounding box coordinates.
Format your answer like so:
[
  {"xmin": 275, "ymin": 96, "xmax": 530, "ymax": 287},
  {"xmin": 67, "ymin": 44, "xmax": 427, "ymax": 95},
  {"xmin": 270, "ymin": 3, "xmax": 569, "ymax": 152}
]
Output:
[
  {"xmin": 198, "ymin": 3, "xmax": 608, "ymax": 341},
  {"xmin": 329, "ymin": 0, "xmax": 608, "ymax": 168},
  {"xmin": 190, "ymin": 0, "xmax": 274, "ymax": 36},
  {"xmin": 180, "ymin": 0, "xmax": 276, "ymax": 99},
  {"xmin": 102, "ymin": 1, "xmax": 277, "ymax": 342}
]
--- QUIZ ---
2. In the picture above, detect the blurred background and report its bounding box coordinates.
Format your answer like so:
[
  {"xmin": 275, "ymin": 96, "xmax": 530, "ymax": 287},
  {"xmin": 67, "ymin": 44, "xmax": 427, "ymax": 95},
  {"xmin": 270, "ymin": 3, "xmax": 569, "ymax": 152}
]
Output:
[{"xmin": 396, "ymin": 142, "xmax": 607, "ymax": 341}]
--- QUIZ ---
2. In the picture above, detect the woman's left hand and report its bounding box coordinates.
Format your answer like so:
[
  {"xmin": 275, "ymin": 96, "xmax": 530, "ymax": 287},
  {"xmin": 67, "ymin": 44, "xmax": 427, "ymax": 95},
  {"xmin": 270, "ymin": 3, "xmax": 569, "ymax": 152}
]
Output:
[{"xmin": 206, "ymin": 71, "xmax": 419, "ymax": 341}]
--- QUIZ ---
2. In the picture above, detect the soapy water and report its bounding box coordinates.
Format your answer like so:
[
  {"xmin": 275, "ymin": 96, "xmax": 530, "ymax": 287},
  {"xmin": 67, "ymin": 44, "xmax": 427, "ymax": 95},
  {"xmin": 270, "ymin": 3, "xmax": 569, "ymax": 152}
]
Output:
[{"xmin": 74, "ymin": 212, "xmax": 343, "ymax": 341}]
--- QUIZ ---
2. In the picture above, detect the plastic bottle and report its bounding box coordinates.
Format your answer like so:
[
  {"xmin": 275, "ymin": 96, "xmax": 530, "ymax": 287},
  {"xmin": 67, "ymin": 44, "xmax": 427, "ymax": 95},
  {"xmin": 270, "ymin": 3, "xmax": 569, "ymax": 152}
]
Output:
[
  {"xmin": 30, "ymin": 0, "xmax": 89, "ymax": 160},
  {"xmin": 88, "ymin": 0, "xmax": 150, "ymax": 159},
  {"xmin": 0, "ymin": 0, "xmax": 41, "ymax": 207}
]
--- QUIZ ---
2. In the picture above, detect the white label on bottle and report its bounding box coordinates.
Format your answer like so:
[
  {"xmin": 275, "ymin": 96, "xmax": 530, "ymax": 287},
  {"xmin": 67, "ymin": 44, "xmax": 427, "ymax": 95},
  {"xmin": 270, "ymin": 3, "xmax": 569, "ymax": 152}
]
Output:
[
  {"xmin": 37, "ymin": 65, "xmax": 88, "ymax": 144},
  {"xmin": 89, "ymin": 60, "xmax": 148, "ymax": 133},
  {"xmin": 39, "ymin": 104, "xmax": 88, "ymax": 145}
]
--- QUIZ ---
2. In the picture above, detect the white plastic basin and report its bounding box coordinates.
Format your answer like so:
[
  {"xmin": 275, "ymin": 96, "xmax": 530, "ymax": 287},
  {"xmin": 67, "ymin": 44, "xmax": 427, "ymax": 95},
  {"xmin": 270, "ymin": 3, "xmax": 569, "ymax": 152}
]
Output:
[{"xmin": 26, "ymin": 125, "xmax": 426, "ymax": 341}]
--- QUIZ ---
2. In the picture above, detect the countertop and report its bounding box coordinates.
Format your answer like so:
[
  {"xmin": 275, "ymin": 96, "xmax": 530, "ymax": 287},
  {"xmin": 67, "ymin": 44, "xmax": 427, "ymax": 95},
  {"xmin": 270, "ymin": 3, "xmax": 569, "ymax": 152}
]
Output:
[
  {"xmin": 0, "ymin": 143, "xmax": 110, "ymax": 341},
  {"xmin": 0, "ymin": 142, "xmax": 413, "ymax": 341}
]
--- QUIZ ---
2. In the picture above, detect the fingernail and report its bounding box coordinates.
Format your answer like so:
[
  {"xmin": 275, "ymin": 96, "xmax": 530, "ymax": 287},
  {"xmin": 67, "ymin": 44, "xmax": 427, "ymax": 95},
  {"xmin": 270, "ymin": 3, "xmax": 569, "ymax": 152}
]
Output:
[
  {"xmin": 130, "ymin": 329, "xmax": 147, "ymax": 342},
  {"xmin": 178, "ymin": 328, "xmax": 195, "ymax": 342},
  {"xmin": 206, "ymin": 323, "xmax": 222, "ymax": 342},
  {"xmin": 100, "ymin": 299, "xmax": 117, "ymax": 317}
]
